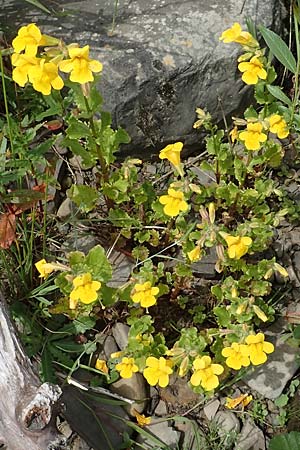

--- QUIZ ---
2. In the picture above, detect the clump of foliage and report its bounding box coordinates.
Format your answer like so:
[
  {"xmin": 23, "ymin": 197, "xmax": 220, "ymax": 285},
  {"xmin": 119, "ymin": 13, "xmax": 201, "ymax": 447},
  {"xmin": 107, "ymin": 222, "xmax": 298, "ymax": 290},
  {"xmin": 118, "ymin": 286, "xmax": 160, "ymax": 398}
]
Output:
[{"xmin": 1, "ymin": 14, "xmax": 300, "ymax": 401}]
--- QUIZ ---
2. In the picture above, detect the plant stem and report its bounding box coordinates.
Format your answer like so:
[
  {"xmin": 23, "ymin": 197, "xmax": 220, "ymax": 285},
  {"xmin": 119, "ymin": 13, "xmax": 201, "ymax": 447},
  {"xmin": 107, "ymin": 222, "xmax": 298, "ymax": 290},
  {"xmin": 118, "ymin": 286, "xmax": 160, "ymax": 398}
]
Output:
[
  {"xmin": 110, "ymin": 0, "xmax": 119, "ymax": 35},
  {"xmin": 83, "ymin": 96, "xmax": 114, "ymax": 210},
  {"xmin": 291, "ymin": 10, "xmax": 300, "ymax": 121},
  {"xmin": 0, "ymin": 51, "xmax": 14, "ymax": 153}
]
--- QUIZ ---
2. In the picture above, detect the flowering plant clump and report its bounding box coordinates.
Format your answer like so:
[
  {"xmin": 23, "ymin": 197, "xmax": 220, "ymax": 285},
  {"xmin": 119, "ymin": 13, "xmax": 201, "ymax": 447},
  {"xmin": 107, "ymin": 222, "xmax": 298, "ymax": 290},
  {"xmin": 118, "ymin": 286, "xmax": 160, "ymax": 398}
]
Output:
[{"xmin": 5, "ymin": 19, "xmax": 299, "ymax": 404}]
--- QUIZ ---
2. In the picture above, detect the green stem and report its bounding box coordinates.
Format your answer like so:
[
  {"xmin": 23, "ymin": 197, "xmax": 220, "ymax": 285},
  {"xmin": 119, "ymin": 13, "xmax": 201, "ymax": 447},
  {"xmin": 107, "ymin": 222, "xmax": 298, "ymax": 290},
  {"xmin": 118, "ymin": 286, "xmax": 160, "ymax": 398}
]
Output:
[
  {"xmin": 0, "ymin": 51, "xmax": 14, "ymax": 153},
  {"xmin": 291, "ymin": 10, "xmax": 300, "ymax": 121},
  {"xmin": 110, "ymin": 0, "xmax": 119, "ymax": 35},
  {"xmin": 83, "ymin": 96, "xmax": 114, "ymax": 210}
]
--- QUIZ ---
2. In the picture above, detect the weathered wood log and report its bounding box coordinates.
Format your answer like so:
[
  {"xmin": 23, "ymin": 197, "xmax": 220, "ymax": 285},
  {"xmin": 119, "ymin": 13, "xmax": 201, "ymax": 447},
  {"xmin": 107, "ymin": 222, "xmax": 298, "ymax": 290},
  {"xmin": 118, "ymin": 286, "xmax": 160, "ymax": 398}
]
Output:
[{"xmin": 0, "ymin": 293, "xmax": 68, "ymax": 449}]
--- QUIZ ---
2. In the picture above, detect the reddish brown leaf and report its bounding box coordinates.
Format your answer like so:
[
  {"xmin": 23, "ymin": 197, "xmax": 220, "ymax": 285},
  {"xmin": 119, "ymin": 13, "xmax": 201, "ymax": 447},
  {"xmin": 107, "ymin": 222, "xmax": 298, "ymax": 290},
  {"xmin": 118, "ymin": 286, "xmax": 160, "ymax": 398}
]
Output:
[
  {"xmin": 0, "ymin": 213, "xmax": 16, "ymax": 249},
  {"xmin": 43, "ymin": 119, "xmax": 63, "ymax": 131}
]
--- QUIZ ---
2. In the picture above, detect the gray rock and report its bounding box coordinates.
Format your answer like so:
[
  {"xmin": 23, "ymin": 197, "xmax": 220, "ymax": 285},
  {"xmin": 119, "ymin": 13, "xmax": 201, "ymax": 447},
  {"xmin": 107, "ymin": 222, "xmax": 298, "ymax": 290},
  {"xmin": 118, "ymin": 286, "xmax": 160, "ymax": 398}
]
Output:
[
  {"xmin": 175, "ymin": 419, "xmax": 207, "ymax": 450},
  {"xmin": 107, "ymin": 249, "xmax": 134, "ymax": 288},
  {"xmin": 110, "ymin": 372, "xmax": 148, "ymax": 416},
  {"xmin": 234, "ymin": 419, "xmax": 265, "ymax": 450},
  {"xmin": 244, "ymin": 316, "xmax": 300, "ymax": 400},
  {"xmin": 97, "ymin": 334, "xmax": 119, "ymax": 360},
  {"xmin": 2, "ymin": 0, "xmax": 284, "ymax": 153},
  {"xmin": 191, "ymin": 247, "xmax": 218, "ymax": 278},
  {"xmin": 214, "ymin": 410, "xmax": 240, "ymax": 435},
  {"xmin": 136, "ymin": 416, "xmax": 181, "ymax": 449},
  {"xmin": 57, "ymin": 197, "xmax": 76, "ymax": 220},
  {"xmin": 154, "ymin": 399, "xmax": 168, "ymax": 417},
  {"xmin": 203, "ymin": 398, "xmax": 220, "ymax": 421},
  {"xmin": 112, "ymin": 322, "xmax": 130, "ymax": 350},
  {"xmin": 61, "ymin": 232, "xmax": 98, "ymax": 255},
  {"xmin": 103, "ymin": 335, "xmax": 119, "ymax": 359}
]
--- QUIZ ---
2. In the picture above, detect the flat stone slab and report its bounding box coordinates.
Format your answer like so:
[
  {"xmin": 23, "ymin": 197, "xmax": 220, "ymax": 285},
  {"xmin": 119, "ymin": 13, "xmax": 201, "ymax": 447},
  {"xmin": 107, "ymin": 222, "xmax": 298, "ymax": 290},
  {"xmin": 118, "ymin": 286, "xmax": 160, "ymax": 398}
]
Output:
[
  {"xmin": 244, "ymin": 315, "xmax": 300, "ymax": 400},
  {"xmin": 2, "ymin": 0, "xmax": 283, "ymax": 153}
]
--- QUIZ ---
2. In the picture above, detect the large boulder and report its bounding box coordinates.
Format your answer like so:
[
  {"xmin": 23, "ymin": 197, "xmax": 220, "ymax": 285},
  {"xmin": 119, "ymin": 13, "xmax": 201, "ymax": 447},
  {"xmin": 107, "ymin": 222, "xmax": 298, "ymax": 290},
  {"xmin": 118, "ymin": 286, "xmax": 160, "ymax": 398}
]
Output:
[{"xmin": 3, "ymin": 0, "xmax": 285, "ymax": 154}]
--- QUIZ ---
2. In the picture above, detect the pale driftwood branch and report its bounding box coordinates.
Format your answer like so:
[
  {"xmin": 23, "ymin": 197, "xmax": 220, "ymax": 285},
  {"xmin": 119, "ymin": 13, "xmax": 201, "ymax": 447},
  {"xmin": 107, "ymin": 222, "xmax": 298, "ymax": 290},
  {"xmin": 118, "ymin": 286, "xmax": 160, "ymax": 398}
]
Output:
[{"xmin": 0, "ymin": 293, "xmax": 69, "ymax": 449}]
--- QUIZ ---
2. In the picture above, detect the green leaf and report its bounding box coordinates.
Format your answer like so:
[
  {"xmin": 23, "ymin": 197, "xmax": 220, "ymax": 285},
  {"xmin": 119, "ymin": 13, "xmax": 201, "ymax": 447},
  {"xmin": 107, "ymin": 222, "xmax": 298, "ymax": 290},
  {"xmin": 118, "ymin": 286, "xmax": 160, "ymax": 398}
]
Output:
[
  {"xmin": 266, "ymin": 85, "xmax": 292, "ymax": 106},
  {"xmin": 41, "ymin": 344, "xmax": 57, "ymax": 383},
  {"xmin": 213, "ymin": 306, "xmax": 230, "ymax": 327},
  {"xmin": 24, "ymin": 0, "xmax": 51, "ymax": 14},
  {"xmin": 275, "ymin": 394, "xmax": 289, "ymax": 407},
  {"xmin": 86, "ymin": 245, "xmax": 112, "ymax": 282},
  {"xmin": 269, "ymin": 431, "xmax": 300, "ymax": 450},
  {"xmin": 66, "ymin": 117, "xmax": 92, "ymax": 139},
  {"xmin": 67, "ymin": 184, "xmax": 98, "ymax": 212},
  {"xmin": 260, "ymin": 26, "xmax": 297, "ymax": 74},
  {"xmin": 63, "ymin": 137, "xmax": 96, "ymax": 169},
  {"xmin": 293, "ymin": 325, "xmax": 300, "ymax": 340}
]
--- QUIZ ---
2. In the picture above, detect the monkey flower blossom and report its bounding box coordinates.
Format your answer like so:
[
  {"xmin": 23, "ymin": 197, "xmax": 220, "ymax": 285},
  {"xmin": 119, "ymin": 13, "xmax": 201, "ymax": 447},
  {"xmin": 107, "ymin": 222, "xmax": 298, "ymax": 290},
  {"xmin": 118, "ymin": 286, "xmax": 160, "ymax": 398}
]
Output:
[
  {"xmin": 35, "ymin": 259, "xmax": 56, "ymax": 278},
  {"xmin": 190, "ymin": 355, "xmax": 224, "ymax": 391},
  {"xmin": 238, "ymin": 56, "xmax": 267, "ymax": 85},
  {"xmin": 95, "ymin": 359, "xmax": 109, "ymax": 374},
  {"xmin": 116, "ymin": 357, "xmax": 139, "ymax": 379},
  {"xmin": 219, "ymin": 232, "xmax": 252, "ymax": 259},
  {"xmin": 245, "ymin": 333, "xmax": 274, "ymax": 365},
  {"xmin": 222, "ymin": 342, "xmax": 250, "ymax": 370},
  {"xmin": 11, "ymin": 53, "xmax": 39, "ymax": 87},
  {"xmin": 159, "ymin": 142, "xmax": 184, "ymax": 176},
  {"xmin": 70, "ymin": 273, "xmax": 101, "ymax": 305},
  {"xmin": 131, "ymin": 281, "xmax": 159, "ymax": 308},
  {"xmin": 12, "ymin": 23, "xmax": 46, "ymax": 56},
  {"xmin": 187, "ymin": 246, "xmax": 202, "ymax": 262},
  {"xmin": 29, "ymin": 59, "xmax": 64, "ymax": 95},
  {"xmin": 59, "ymin": 45, "xmax": 103, "ymax": 84},
  {"xmin": 239, "ymin": 122, "xmax": 267, "ymax": 151},
  {"xmin": 143, "ymin": 356, "xmax": 173, "ymax": 387},
  {"xmin": 219, "ymin": 23, "xmax": 258, "ymax": 47},
  {"xmin": 268, "ymin": 114, "xmax": 289, "ymax": 139},
  {"xmin": 159, "ymin": 188, "xmax": 188, "ymax": 217}
]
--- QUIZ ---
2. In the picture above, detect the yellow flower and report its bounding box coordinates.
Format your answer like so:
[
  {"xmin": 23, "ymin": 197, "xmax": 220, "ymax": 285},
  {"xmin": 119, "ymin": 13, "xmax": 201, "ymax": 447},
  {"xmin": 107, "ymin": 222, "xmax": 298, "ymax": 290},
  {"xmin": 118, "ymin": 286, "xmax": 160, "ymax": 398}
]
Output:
[
  {"xmin": 229, "ymin": 126, "xmax": 239, "ymax": 143},
  {"xmin": 219, "ymin": 23, "xmax": 258, "ymax": 47},
  {"xmin": 245, "ymin": 332, "xmax": 274, "ymax": 365},
  {"xmin": 133, "ymin": 409, "xmax": 151, "ymax": 427},
  {"xmin": 159, "ymin": 142, "xmax": 184, "ymax": 176},
  {"xmin": 239, "ymin": 122, "xmax": 267, "ymax": 151},
  {"xmin": 143, "ymin": 356, "xmax": 173, "ymax": 387},
  {"xmin": 225, "ymin": 394, "xmax": 252, "ymax": 409},
  {"xmin": 12, "ymin": 23, "xmax": 46, "ymax": 56},
  {"xmin": 222, "ymin": 342, "xmax": 250, "ymax": 370},
  {"xmin": 11, "ymin": 53, "xmax": 39, "ymax": 87},
  {"xmin": 35, "ymin": 259, "xmax": 56, "ymax": 278},
  {"xmin": 131, "ymin": 281, "xmax": 159, "ymax": 308},
  {"xmin": 28, "ymin": 59, "xmax": 64, "ymax": 95},
  {"xmin": 95, "ymin": 359, "xmax": 109, "ymax": 374},
  {"xmin": 269, "ymin": 114, "xmax": 289, "ymax": 139},
  {"xmin": 187, "ymin": 246, "xmax": 202, "ymax": 262},
  {"xmin": 159, "ymin": 188, "xmax": 188, "ymax": 217},
  {"xmin": 190, "ymin": 355, "xmax": 224, "ymax": 391},
  {"xmin": 116, "ymin": 357, "xmax": 139, "ymax": 379},
  {"xmin": 59, "ymin": 45, "xmax": 103, "ymax": 84},
  {"xmin": 238, "ymin": 56, "xmax": 267, "ymax": 85},
  {"xmin": 70, "ymin": 273, "xmax": 101, "ymax": 304},
  {"xmin": 219, "ymin": 232, "xmax": 252, "ymax": 259}
]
